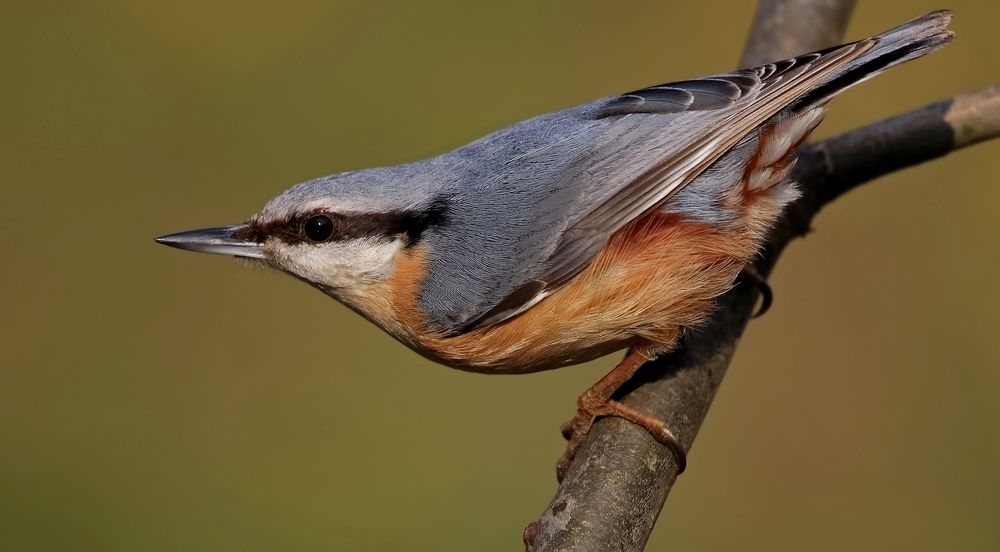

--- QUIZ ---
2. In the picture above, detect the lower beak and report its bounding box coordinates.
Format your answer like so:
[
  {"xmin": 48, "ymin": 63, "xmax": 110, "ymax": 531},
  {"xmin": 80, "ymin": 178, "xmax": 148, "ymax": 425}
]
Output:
[{"xmin": 155, "ymin": 225, "xmax": 264, "ymax": 259}]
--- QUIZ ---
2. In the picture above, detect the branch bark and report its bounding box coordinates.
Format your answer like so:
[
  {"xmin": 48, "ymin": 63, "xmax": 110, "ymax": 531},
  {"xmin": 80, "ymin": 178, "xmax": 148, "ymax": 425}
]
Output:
[
  {"xmin": 740, "ymin": 0, "xmax": 857, "ymax": 68},
  {"xmin": 526, "ymin": 2, "xmax": 1000, "ymax": 550}
]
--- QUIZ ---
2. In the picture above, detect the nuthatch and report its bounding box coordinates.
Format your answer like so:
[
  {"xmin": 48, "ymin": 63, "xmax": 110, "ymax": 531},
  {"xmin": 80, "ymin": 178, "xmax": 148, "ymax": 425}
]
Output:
[{"xmin": 157, "ymin": 12, "xmax": 953, "ymax": 477}]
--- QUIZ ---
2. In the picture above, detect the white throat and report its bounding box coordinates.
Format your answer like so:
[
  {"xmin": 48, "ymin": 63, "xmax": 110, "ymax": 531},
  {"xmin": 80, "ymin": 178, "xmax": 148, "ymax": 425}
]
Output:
[{"xmin": 268, "ymin": 236, "xmax": 404, "ymax": 297}]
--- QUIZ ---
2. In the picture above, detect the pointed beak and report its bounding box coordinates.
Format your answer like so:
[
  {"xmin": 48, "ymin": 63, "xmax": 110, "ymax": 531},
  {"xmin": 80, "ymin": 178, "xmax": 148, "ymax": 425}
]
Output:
[{"xmin": 154, "ymin": 225, "xmax": 264, "ymax": 259}]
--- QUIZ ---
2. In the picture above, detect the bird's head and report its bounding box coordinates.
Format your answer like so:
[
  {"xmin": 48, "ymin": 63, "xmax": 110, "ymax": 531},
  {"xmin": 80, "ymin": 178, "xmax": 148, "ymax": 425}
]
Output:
[{"xmin": 156, "ymin": 168, "xmax": 448, "ymax": 306}]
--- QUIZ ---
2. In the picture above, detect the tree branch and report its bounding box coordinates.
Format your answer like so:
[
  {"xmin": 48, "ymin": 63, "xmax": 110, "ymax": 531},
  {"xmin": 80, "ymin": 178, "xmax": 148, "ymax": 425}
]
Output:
[
  {"xmin": 526, "ymin": 1, "xmax": 1000, "ymax": 550},
  {"xmin": 740, "ymin": 0, "xmax": 858, "ymax": 68}
]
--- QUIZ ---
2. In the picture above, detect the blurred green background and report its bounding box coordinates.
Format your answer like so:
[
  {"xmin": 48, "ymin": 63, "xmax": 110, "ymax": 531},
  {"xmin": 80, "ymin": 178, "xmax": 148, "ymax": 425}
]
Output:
[{"xmin": 2, "ymin": 1, "xmax": 999, "ymax": 550}]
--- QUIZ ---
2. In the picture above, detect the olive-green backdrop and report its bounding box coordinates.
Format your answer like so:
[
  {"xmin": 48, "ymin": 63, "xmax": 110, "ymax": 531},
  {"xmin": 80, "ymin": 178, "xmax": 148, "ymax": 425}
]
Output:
[{"xmin": 3, "ymin": 1, "xmax": 998, "ymax": 550}]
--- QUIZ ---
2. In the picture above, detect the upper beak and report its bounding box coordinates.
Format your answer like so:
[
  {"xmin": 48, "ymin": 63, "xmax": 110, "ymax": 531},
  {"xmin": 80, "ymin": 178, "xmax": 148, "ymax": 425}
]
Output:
[{"xmin": 154, "ymin": 225, "xmax": 264, "ymax": 259}]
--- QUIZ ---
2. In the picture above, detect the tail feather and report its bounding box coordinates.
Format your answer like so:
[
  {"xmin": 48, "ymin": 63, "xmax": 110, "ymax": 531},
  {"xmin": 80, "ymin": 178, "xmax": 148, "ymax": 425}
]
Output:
[
  {"xmin": 791, "ymin": 10, "xmax": 955, "ymax": 109},
  {"xmin": 869, "ymin": 9, "xmax": 954, "ymax": 60}
]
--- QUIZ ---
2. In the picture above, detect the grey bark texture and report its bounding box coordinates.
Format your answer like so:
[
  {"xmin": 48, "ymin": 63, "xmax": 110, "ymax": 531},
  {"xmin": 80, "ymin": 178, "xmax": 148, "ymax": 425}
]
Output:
[
  {"xmin": 740, "ymin": 0, "xmax": 858, "ymax": 67},
  {"xmin": 526, "ymin": 1, "xmax": 1000, "ymax": 551}
]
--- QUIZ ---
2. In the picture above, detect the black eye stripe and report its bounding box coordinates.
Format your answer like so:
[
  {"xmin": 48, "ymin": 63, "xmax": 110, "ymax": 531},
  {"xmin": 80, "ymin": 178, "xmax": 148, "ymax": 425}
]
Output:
[{"xmin": 234, "ymin": 201, "xmax": 448, "ymax": 247}]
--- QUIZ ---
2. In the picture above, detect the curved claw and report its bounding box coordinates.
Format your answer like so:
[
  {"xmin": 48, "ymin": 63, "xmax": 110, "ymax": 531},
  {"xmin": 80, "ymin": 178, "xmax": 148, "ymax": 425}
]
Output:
[
  {"xmin": 739, "ymin": 266, "xmax": 773, "ymax": 318},
  {"xmin": 753, "ymin": 278, "xmax": 773, "ymax": 318}
]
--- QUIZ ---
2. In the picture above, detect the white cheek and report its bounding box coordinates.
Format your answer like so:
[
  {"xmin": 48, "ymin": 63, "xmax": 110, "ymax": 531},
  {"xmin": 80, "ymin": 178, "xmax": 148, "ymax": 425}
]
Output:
[{"xmin": 269, "ymin": 238, "xmax": 403, "ymax": 291}]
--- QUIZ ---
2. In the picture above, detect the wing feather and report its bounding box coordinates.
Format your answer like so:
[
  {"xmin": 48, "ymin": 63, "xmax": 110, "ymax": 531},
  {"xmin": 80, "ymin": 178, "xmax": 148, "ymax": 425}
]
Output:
[
  {"xmin": 427, "ymin": 11, "xmax": 953, "ymax": 333},
  {"xmin": 461, "ymin": 42, "xmax": 872, "ymax": 330}
]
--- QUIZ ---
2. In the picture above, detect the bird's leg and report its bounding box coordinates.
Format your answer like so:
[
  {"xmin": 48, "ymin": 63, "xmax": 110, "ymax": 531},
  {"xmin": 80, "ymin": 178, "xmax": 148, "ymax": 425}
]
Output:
[
  {"xmin": 738, "ymin": 264, "xmax": 772, "ymax": 318},
  {"xmin": 556, "ymin": 345, "xmax": 686, "ymax": 481}
]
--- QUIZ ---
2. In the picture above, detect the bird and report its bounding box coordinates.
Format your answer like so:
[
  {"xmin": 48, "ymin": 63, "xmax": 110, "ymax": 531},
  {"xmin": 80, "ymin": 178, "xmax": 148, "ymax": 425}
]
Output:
[{"xmin": 157, "ymin": 11, "xmax": 954, "ymax": 478}]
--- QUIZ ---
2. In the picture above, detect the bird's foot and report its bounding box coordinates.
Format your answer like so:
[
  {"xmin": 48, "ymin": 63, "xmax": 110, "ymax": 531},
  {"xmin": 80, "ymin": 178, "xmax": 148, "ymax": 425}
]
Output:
[{"xmin": 556, "ymin": 393, "xmax": 686, "ymax": 481}]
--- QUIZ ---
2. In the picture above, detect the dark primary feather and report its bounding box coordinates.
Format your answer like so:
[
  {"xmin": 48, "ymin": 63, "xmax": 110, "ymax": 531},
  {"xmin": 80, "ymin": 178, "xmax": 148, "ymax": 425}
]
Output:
[
  {"xmin": 596, "ymin": 46, "xmax": 848, "ymax": 118},
  {"xmin": 599, "ymin": 74, "xmax": 757, "ymax": 116}
]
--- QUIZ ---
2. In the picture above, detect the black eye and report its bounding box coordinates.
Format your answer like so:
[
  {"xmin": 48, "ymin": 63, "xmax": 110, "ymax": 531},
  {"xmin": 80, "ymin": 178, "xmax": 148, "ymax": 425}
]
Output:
[{"xmin": 303, "ymin": 214, "xmax": 334, "ymax": 242}]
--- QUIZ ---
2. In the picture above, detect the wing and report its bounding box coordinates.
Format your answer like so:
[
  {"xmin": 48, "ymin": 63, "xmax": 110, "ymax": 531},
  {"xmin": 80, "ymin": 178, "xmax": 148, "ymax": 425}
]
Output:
[
  {"xmin": 439, "ymin": 46, "xmax": 866, "ymax": 333},
  {"xmin": 420, "ymin": 11, "xmax": 952, "ymax": 333},
  {"xmin": 530, "ymin": 44, "xmax": 873, "ymax": 298},
  {"xmin": 419, "ymin": 43, "xmax": 872, "ymax": 334},
  {"xmin": 418, "ymin": 11, "xmax": 952, "ymax": 334}
]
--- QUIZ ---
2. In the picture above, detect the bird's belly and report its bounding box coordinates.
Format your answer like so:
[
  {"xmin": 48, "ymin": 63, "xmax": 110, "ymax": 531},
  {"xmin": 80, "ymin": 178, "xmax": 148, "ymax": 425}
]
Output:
[{"xmin": 378, "ymin": 212, "xmax": 760, "ymax": 374}]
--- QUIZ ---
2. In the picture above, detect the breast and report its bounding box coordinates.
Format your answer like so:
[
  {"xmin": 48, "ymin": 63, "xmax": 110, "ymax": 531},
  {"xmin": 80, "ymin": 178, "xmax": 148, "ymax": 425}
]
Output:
[{"xmin": 357, "ymin": 211, "xmax": 759, "ymax": 374}]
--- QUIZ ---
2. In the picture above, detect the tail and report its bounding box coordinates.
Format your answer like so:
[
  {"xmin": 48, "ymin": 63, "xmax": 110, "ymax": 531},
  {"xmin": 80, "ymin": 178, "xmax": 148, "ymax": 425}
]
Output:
[{"xmin": 791, "ymin": 10, "xmax": 955, "ymax": 109}]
